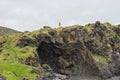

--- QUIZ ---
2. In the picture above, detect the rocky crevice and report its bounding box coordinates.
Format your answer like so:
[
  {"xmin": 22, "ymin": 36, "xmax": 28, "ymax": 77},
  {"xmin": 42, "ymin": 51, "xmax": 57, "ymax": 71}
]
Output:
[{"xmin": 37, "ymin": 41, "xmax": 100, "ymax": 77}]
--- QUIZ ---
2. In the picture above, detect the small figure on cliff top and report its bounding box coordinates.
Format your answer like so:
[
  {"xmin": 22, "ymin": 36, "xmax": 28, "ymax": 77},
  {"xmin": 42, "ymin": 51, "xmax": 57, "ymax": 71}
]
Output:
[{"xmin": 59, "ymin": 22, "xmax": 62, "ymax": 27}]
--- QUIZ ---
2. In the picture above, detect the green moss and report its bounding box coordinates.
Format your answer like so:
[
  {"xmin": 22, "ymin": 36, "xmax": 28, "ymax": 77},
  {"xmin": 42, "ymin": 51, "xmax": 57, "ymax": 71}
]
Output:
[
  {"xmin": 117, "ymin": 35, "xmax": 120, "ymax": 40},
  {"xmin": 84, "ymin": 25, "xmax": 93, "ymax": 32},
  {"xmin": 0, "ymin": 61, "xmax": 37, "ymax": 80},
  {"xmin": 62, "ymin": 25, "xmax": 78, "ymax": 31},
  {"xmin": 0, "ymin": 35, "xmax": 40, "ymax": 80},
  {"xmin": 1, "ymin": 35, "xmax": 35, "ymax": 58},
  {"xmin": 92, "ymin": 53, "xmax": 108, "ymax": 64}
]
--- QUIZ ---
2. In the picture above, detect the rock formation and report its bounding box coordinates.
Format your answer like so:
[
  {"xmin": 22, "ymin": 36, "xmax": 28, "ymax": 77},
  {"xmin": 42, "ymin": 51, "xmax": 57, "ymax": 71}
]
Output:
[{"xmin": 0, "ymin": 21, "xmax": 120, "ymax": 80}]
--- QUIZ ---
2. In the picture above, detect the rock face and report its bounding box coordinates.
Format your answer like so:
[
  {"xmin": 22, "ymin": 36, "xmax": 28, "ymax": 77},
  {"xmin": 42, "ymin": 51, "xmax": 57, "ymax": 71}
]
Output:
[
  {"xmin": 37, "ymin": 41, "xmax": 99, "ymax": 76},
  {"xmin": 0, "ymin": 74, "xmax": 6, "ymax": 80},
  {"xmin": 16, "ymin": 21, "xmax": 120, "ymax": 80},
  {"xmin": 43, "ymin": 73, "xmax": 69, "ymax": 80}
]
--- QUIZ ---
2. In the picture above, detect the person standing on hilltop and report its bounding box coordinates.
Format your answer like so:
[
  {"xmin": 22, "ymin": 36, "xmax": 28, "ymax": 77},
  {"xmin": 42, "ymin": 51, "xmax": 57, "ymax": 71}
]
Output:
[{"xmin": 59, "ymin": 22, "xmax": 62, "ymax": 27}]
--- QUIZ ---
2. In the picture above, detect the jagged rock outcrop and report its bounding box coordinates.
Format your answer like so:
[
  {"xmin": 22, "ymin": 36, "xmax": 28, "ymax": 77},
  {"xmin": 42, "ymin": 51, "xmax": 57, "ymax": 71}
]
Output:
[
  {"xmin": 16, "ymin": 21, "xmax": 120, "ymax": 80},
  {"xmin": 37, "ymin": 41, "xmax": 99, "ymax": 76}
]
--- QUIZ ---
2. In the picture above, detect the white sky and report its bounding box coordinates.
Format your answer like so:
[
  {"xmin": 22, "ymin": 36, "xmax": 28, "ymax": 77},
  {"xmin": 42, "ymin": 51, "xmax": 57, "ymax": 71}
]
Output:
[{"xmin": 0, "ymin": 0, "xmax": 120, "ymax": 31}]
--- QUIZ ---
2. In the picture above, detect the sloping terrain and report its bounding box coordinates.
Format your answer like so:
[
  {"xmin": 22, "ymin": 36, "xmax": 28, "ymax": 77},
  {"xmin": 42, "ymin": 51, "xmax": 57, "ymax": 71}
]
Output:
[
  {"xmin": 0, "ymin": 26, "xmax": 20, "ymax": 36},
  {"xmin": 0, "ymin": 21, "xmax": 120, "ymax": 80}
]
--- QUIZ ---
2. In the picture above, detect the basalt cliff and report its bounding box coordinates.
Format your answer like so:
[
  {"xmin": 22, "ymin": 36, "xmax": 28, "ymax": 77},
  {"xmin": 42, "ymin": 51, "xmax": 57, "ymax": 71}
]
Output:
[{"xmin": 0, "ymin": 21, "xmax": 120, "ymax": 80}]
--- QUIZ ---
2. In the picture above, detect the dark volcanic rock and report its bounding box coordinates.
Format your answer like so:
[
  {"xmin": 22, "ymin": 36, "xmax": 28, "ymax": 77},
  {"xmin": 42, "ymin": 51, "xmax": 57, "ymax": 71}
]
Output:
[
  {"xmin": 15, "ymin": 22, "xmax": 120, "ymax": 80},
  {"xmin": 37, "ymin": 41, "xmax": 99, "ymax": 77},
  {"xmin": 16, "ymin": 36, "xmax": 37, "ymax": 47}
]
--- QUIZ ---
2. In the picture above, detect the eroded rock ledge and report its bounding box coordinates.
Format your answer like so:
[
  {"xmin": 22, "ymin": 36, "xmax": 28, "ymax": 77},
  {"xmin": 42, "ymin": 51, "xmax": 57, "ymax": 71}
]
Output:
[{"xmin": 16, "ymin": 21, "xmax": 120, "ymax": 80}]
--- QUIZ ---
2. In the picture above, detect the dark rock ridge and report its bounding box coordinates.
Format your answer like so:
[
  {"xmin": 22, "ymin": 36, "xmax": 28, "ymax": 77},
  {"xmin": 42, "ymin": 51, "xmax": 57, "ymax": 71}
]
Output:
[{"xmin": 16, "ymin": 21, "xmax": 120, "ymax": 80}]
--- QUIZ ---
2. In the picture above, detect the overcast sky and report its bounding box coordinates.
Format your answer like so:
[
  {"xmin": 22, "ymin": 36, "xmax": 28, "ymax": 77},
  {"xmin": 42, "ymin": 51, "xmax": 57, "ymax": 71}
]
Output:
[{"xmin": 0, "ymin": 0, "xmax": 120, "ymax": 31}]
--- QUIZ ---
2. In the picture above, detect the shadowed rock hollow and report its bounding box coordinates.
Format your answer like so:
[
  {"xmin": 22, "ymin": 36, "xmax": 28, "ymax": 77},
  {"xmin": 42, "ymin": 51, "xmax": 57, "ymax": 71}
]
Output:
[{"xmin": 37, "ymin": 41, "xmax": 99, "ymax": 76}]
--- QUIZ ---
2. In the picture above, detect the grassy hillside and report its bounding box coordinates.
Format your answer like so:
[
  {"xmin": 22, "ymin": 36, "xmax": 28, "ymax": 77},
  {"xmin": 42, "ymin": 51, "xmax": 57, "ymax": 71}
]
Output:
[
  {"xmin": 0, "ymin": 27, "xmax": 42, "ymax": 80},
  {"xmin": 0, "ymin": 26, "xmax": 20, "ymax": 36},
  {"xmin": 0, "ymin": 35, "xmax": 41, "ymax": 80}
]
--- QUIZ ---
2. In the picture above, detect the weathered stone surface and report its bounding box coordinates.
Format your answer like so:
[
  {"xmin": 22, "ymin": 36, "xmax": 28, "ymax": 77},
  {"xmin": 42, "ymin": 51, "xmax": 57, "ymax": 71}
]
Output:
[
  {"xmin": 0, "ymin": 74, "xmax": 6, "ymax": 80},
  {"xmin": 37, "ymin": 41, "xmax": 99, "ymax": 77},
  {"xmin": 15, "ymin": 22, "xmax": 120, "ymax": 79},
  {"xmin": 16, "ymin": 36, "xmax": 37, "ymax": 47}
]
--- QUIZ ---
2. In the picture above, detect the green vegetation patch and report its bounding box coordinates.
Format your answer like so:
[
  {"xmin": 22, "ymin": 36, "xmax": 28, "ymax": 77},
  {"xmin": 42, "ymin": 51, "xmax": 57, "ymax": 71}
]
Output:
[
  {"xmin": 0, "ymin": 61, "xmax": 37, "ymax": 80},
  {"xmin": 92, "ymin": 53, "xmax": 108, "ymax": 64},
  {"xmin": 0, "ymin": 34, "xmax": 40, "ymax": 80}
]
